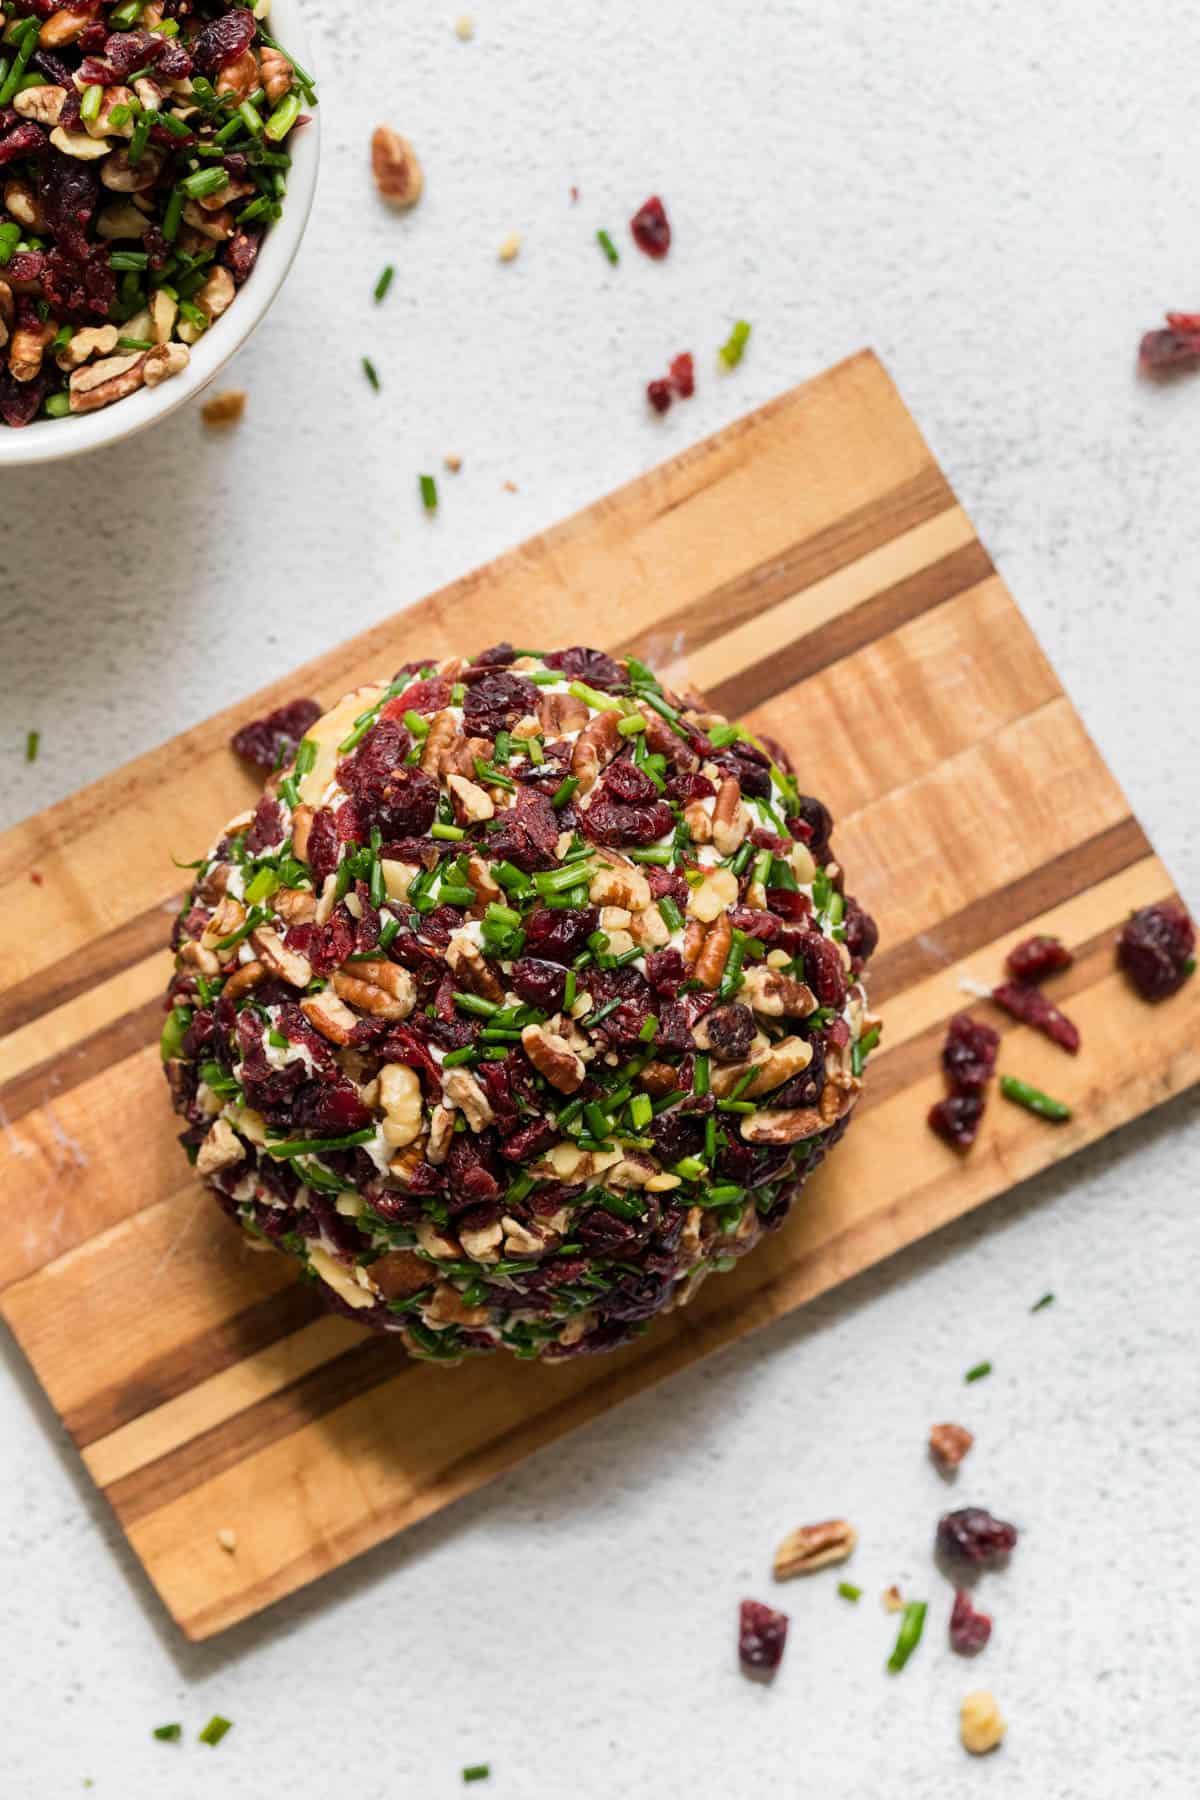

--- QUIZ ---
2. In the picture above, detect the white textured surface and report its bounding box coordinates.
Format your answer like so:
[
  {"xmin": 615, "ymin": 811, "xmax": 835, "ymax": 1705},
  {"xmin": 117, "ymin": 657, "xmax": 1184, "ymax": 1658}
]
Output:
[{"xmin": 2, "ymin": 1, "xmax": 1199, "ymax": 1795}]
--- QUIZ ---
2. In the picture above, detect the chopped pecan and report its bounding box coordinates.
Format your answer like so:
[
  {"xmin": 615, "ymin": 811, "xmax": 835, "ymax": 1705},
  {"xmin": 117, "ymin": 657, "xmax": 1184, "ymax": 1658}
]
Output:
[
  {"xmin": 589, "ymin": 858, "xmax": 651, "ymax": 912},
  {"xmin": 260, "ymin": 42, "xmax": 294, "ymax": 104},
  {"xmin": 372, "ymin": 125, "xmax": 424, "ymax": 207},
  {"xmin": 442, "ymin": 1066, "xmax": 495, "ymax": 1130},
  {"xmin": 56, "ymin": 324, "xmax": 120, "ymax": 371},
  {"xmin": 13, "ymin": 84, "xmax": 66, "ymax": 125},
  {"xmin": 520, "ymin": 1021, "xmax": 586, "ymax": 1093},
  {"xmin": 682, "ymin": 799, "xmax": 712, "ymax": 844},
  {"xmin": 712, "ymin": 1034, "xmax": 813, "ymax": 1100},
  {"xmin": 446, "ymin": 771, "xmax": 495, "ymax": 824},
  {"xmin": 420, "ymin": 708, "xmax": 457, "ymax": 774},
  {"xmin": 272, "ymin": 886, "xmax": 316, "ymax": 925},
  {"xmin": 251, "ymin": 926, "xmax": 312, "ymax": 988},
  {"xmin": 929, "ymin": 1423, "xmax": 975, "ymax": 1469},
  {"xmin": 291, "ymin": 804, "xmax": 314, "ymax": 862},
  {"xmin": 960, "ymin": 1692, "xmax": 1007, "ymax": 1757},
  {"xmin": 572, "ymin": 710, "xmax": 621, "ymax": 792},
  {"xmin": 200, "ymin": 894, "xmax": 245, "ymax": 952},
  {"xmin": 693, "ymin": 912, "xmax": 733, "ymax": 990},
  {"xmin": 538, "ymin": 689, "xmax": 589, "ymax": 736},
  {"xmin": 332, "ymin": 959, "xmax": 416, "ymax": 1019},
  {"xmin": 739, "ymin": 1106, "xmax": 823, "ymax": 1144},
  {"xmin": 426, "ymin": 1282, "xmax": 489, "ymax": 1328},
  {"xmin": 446, "ymin": 932, "xmax": 505, "ymax": 1002},
  {"xmin": 459, "ymin": 1215, "xmax": 504, "ymax": 1262},
  {"xmin": 222, "ymin": 959, "xmax": 265, "ymax": 1003},
  {"xmin": 216, "ymin": 47, "xmax": 260, "ymax": 102},
  {"xmin": 740, "ymin": 966, "xmax": 817, "ymax": 1018},
  {"xmin": 501, "ymin": 1215, "xmax": 545, "ymax": 1257},
  {"xmin": 7, "ymin": 316, "xmax": 53, "ymax": 382},
  {"xmin": 638, "ymin": 1059, "xmax": 680, "ymax": 1097},
  {"xmin": 68, "ymin": 350, "xmax": 147, "ymax": 413},
  {"xmin": 371, "ymin": 1249, "xmax": 431, "ymax": 1302},
  {"xmin": 711, "ymin": 776, "xmax": 751, "ymax": 855},
  {"xmin": 378, "ymin": 1063, "xmax": 423, "ymax": 1149},
  {"xmin": 300, "ymin": 993, "xmax": 361, "ymax": 1051},
  {"xmin": 195, "ymin": 1117, "xmax": 244, "ymax": 1176},
  {"xmin": 773, "ymin": 1519, "xmax": 857, "ymax": 1580},
  {"xmin": 425, "ymin": 1104, "xmax": 456, "ymax": 1165}
]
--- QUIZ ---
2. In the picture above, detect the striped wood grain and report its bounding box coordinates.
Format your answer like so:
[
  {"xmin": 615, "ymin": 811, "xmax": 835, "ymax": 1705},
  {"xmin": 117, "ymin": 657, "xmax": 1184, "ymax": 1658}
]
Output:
[{"xmin": 2, "ymin": 351, "xmax": 1196, "ymax": 1640}]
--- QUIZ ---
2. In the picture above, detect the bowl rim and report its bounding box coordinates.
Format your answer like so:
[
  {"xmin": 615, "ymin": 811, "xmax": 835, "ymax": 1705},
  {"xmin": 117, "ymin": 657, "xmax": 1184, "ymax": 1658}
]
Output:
[{"xmin": 0, "ymin": 0, "xmax": 319, "ymax": 470}]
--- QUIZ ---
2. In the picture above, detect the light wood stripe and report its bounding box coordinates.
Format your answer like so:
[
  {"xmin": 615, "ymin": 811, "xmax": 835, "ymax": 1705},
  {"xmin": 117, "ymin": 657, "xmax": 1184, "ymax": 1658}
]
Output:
[{"xmin": 2, "ymin": 351, "xmax": 1196, "ymax": 1641}]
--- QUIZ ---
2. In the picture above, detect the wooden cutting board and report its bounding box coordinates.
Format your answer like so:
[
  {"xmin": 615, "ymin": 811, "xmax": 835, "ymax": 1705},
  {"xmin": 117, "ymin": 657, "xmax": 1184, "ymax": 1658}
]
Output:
[{"xmin": 2, "ymin": 352, "xmax": 1196, "ymax": 1642}]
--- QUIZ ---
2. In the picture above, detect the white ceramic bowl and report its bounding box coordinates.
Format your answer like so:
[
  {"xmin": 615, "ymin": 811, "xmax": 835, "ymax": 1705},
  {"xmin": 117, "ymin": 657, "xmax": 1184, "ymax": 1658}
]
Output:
[{"xmin": 0, "ymin": 0, "xmax": 319, "ymax": 468}]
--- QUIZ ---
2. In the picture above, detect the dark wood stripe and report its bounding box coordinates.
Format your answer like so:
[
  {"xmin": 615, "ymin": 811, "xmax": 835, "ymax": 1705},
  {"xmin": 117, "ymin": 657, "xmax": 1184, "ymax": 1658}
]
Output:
[
  {"xmin": 70, "ymin": 1279, "xmax": 323, "ymax": 1449},
  {"xmin": 0, "ymin": 896, "xmax": 175, "ymax": 1040},
  {"xmin": 106, "ymin": 1330, "xmax": 412, "ymax": 1526},
  {"xmin": 708, "ymin": 540, "xmax": 994, "ymax": 719},
  {"xmin": 869, "ymin": 817, "xmax": 1152, "ymax": 1004},
  {"xmin": 1, "ymin": 992, "xmax": 163, "ymax": 1128},
  {"xmin": 615, "ymin": 463, "xmax": 956, "ymax": 664}
]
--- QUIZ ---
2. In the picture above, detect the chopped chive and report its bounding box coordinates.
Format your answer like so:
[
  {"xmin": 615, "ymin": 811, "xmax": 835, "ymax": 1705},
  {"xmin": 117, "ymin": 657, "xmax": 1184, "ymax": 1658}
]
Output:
[
  {"xmin": 616, "ymin": 712, "xmax": 646, "ymax": 736},
  {"xmin": 198, "ymin": 1716, "xmax": 233, "ymax": 1747},
  {"xmin": 886, "ymin": 1600, "xmax": 927, "ymax": 1674},
  {"xmin": 629, "ymin": 1092, "xmax": 653, "ymax": 1130},
  {"xmin": 837, "ymin": 1582, "xmax": 862, "ymax": 1603},
  {"xmin": 596, "ymin": 228, "xmax": 619, "ymax": 265},
  {"xmin": 108, "ymin": 250, "xmax": 150, "ymax": 271},
  {"xmin": 265, "ymin": 1128, "xmax": 376, "ymax": 1158},
  {"xmin": 719, "ymin": 318, "xmax": 752, "ymax": 368},
  {"xmin": 567, "ymin": 679, "xmax": 624, "ymax": 713},
  {"xmin": 80, "ymin": 82, "xmax": 104, "ymax": 124},
  {"xmin": 1031, "ymin": 1292, "xmax": 1055, "ymax": 1313},
  {"xmin": 152, "ymin": 1723, "xmax": 182, "ymax": 1742},
  {"xmin": 454, "ymin": 991, "xmax": 500, "ymax": 1018},
  {"xmin": 673, "ymin": 1155, "xmax": 706, "ymax": 1181},
  {"xmin": 462, "ymin": 1767, "xmax": 491, "ymax": 1784},
  {"xmin": 551, "ymin": 775, "xmax": 579, "ymax": 809},
  {"xmin": 420, "ymin": 473, "xmax": 439, "ymax": 512},
  {"xmin": 964, "ymin": 1360, "xmax": 993, "ymax": 1383},
  {"xmin": 693, "ymin": 1052, "xmax": 710, "ymax": 1097},
  {"xmin": 24, "ymin": 728, "xmax": 39, "ymax": 763},
  {"xmin": 431, "ymin": 821, "xmax": 465, "ymax": 841},
  {"xmin": 999, "ymin": 1073, "xmax": 1072, "ymax": 1124},
  {"xmin": 441, "ymin": 1044, "xmax": 479, "ymax": 1068},
  {"xmin": 657, "ymin": 894, "xmax": 685, "ymax": 934},
  {"xmin": 362, "ymin": 356, "xmax": 381, "ymax": 392},
  {"xmin": 374, "ymin": 263, "xmax": 396, "ymax": 303},
  {"xmin": 265, "ymin": 90, "xmax": 301, "ymax": 142},
  {"xmin": 180, "ymin": 166, "xmax": 229, "ymax": 200}
]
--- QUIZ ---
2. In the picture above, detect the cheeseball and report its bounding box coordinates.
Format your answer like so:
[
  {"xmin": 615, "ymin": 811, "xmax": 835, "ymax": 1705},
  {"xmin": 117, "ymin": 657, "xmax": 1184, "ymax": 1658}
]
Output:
[{"xmin": 162, "ymin": 645, "xmax": 881, "ymax": 1362}]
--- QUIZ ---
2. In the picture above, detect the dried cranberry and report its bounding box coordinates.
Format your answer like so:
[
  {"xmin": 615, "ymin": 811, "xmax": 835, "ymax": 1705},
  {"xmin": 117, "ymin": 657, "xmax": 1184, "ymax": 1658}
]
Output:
[
  {"xmin": 343, "ymin": 721, "xmax": 438, "ymax": 838},
  {"xmin": 701, "ymin": 1001, "xmax": 755, "ymax": 1061},
  {"xmin": 799, "ymin": 931, "xmax": 847, "ymax": 1010},
  {"xmin": 1117, "ymin": 900, "xmax": 1196, "ymax": 1001},
  {"xmin": 643, "ymin": 947, "xmax": 686, "ymax": 996},
  {"xmin": 581, "ymin": 797, "xmax": 674, "ymax": 848},
  {"xmin": 223, "ymin": 226, "xmax": 262, "ymax": 286},
  {"xmin": 730, "ymin": 905, "xmax": 779, "ymax": 940},
  {"xmin": 1005, "ymin": 933, "xmax": 1073, "ymax": 983},
  {"xmin": 666, "ymin": 771, "xmax": 715, "ymax": 804},
  {"xmin": 842, "ymin": 895, "xmax": 879, "ymax": 967},
  {"xmin": 523, "ymin": 905, "xmax": 597, "ymax": 964},
  {"xmin": 712, "ymin": 742, "xmax": 771, "ymax": 801},
  {"xmin": 41, "ymin": 243, "xmax": 115, "ymax": 320},
  {"xmin": 488, "ymin": 787, "xmax": 561, "ymax": 871},
  {"xmin": 191, "ymin": 9, "xmax": 257, "ymax": 73},
  {"xmin": 0, "ymin": 366, "xmax": 46, "ymax": 429},
  {"xmin": 765, "ymin": 888, "xmax": 811, "ymax": 923},
  {"xmin": 714, "ymin": 1138, "xmax": 791, "ymax": 1189},
  {"xmin": 510, "ymin": 956, "xmax": 567, "ymax": 1011},
  {"xmin": 949, "ymin": 1589, "xmax": 993, "ymax": 1656},
  {"xmin": 928, "ymin": 1092, "xmax": 986, "ymax": 1150},
  {"xmin": 541, "ymin": 646, "xmax": 625, "ymax": 690},
  {"xmin": 31, "ymin": 47, "xmax": 74, "ymax": 85},
  {"xmin": 305, "ymin": 807, "xmax": 340, "ymax": 887},
  {"xmin": 445, "ymin": 1134, "xmax": 502, "ymax": 1208},
  {"xmin": 244, "ymin": 795, "xmax": 284, "ymax": 855},
  {"xmin": 937, "ymin": 1508, "xmax": 1018, "ymax": 1564},
  {"xmin": 646, "ymin": 867, "xmax": 690, "ymax": 904},
  {"xmin": 463, "ymin": 670, "xmax": 539, "ymax": 737},
  {"xmin": 471, "ymin": 640, "xmax": 516, "ymax": 667},
  {"xmin": 791, "ymin": 794, "xmax": 834, "ymax": 861},
  {"xmin": 1139, "ymin": 325, "xmax": 1200, "ymax": 373},
  {"xmin": 941, "ymin": 1013, "xmax": 1000, "ymax": 1094},
  {"xmin": 631, "ymin": 194, "xmax": 671, "ymax": 259},
  {"xmin": 0, "ymin": 119, "xmax": 46, "ymax": 166},
  {"xmin": 648, "ymin": 1109, "xmax": 705, "ymax": 1165},
  {"xmin": 738, "ymin": 1599, "xmax": 788, "ymax": 1677},
  {"xmin": 230, "ymin": 697, "xmax": 321, "ymax": 771},
  {"xmin": 307, "ymin": 909, "xmax": 355, "ymax": 977},
  {"xmin": 646, "ymin": 377, "xmax": 672, "ymax": 415},
  {"xmin": 598, "ymin": 757, "xmax": 659, "ymax": 806},
  {"xmin": 379, "ymin": 1024, "xmax": 445, "ymax": 1093},
  {"xmin": 668, "ymin": 351, "xmax": 694, "ymax": 398},
  {"xmin": 991, "ymin": 981, "xmax": 1080, "ymax": 1054},
  {"xmin": 499, "ymin": 1117, "xmax": 559, "ymax": 1163},
  {"xmin": 292, "ymin": 1075, "xmax": 372, "ymax": 1137},
  {"xmin": 381, "ymin": 675, "xmax": 453, "ymax": 718}
]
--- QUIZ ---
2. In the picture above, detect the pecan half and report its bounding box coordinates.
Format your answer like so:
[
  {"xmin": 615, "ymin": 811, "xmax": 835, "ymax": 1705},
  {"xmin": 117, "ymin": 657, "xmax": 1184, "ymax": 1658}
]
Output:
[
  {"xmin": 773, "ymin": 1518, "xmax": 857, "ymax": 1580},
  {"xmin": 693, "ymin": 912, "xmax": 733, "ymax": 990},
  {"xmin": 711, "ymin": 775, "xmax": 750, "ymax": 855},
  {"xmin": 740, "ymin": 966, "xmax": 818, "ymax": 1018},
  {"xmin": 441, "ymin": 1066, "xmax": 495, "ymax": 1130},
  {"xmin": 572, "ymin": 710, "xmax": 621, "ymax": 792},
  {"xmin": 332, "ymin": 959, "xmax": 416, "ymax": 1019},
  {"xmin": 300, "ymin": 989, "xmax": 360, "ymax": 1046},
  {"xmin": 372, "ymin": 125, "xmax": 424, "ymax": 208},
  {"xmin": 371, "ymin": 1249, "xmax": 431, "ymax": 1303},
  {"xmin": 251, "ymin": 926, "xmax": 312, "ymax": 988},
  {"xmin": 521, "ymin": 1021, "xmax": 585, "ymax": 1093},
  {"xmin": 712, "ymin": 1035, "xmax": 812, "ymax": 1100}
]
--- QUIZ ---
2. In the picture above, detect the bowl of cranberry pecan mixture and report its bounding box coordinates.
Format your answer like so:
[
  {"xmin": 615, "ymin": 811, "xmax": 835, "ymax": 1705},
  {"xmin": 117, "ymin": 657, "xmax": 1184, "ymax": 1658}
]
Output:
[
  {"xmin": 163, "ymin": 646, "xmax": 881, "ymax": 1363},
  {"xmin": 0, "ymin": 0, "xmax": 317, "ymax": 464}
]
